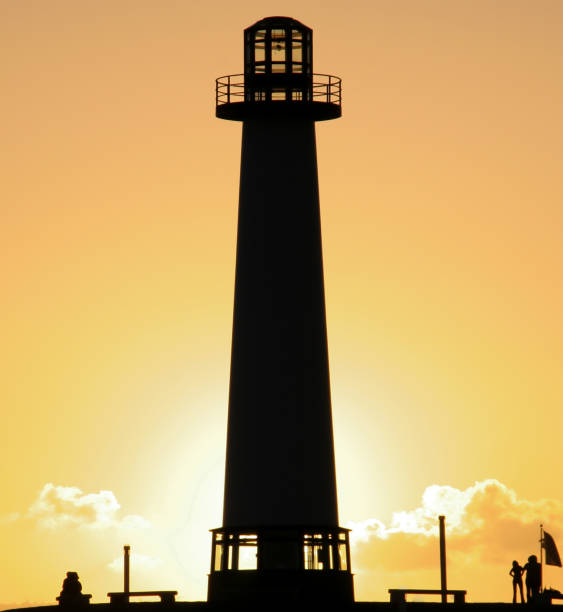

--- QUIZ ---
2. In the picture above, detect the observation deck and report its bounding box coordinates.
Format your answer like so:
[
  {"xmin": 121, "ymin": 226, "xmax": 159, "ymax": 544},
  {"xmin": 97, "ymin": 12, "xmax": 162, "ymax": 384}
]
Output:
[{"xmin": 216, "ymin": 73, "xmax": 342, "ymax": 121}]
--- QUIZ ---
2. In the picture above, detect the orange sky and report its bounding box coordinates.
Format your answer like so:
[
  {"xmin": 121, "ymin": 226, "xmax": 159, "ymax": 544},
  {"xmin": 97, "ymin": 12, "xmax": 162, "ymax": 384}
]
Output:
[{"xmin": 2, "ymin": 0, "xmax": 563, "ymax": 606}]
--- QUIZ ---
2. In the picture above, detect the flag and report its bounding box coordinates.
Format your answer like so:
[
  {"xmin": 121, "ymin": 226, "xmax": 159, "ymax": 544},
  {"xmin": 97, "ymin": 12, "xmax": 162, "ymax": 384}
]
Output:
[{"xmin": 543, "ymin": 531, "xmax": 562, "ymax": 567}]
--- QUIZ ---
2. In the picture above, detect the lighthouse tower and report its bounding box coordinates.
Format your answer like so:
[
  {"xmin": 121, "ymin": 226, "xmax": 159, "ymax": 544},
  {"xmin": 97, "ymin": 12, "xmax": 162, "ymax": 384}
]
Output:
[{"xmin": 208, "ymin": 17, "xmax": 353, "ymax": 603}]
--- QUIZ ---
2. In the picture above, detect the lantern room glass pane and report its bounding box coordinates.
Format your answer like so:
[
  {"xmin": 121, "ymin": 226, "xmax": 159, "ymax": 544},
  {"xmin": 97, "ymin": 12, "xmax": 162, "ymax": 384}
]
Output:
[
  {"xmin": 271, "ymin": 29, "xmax": 286, "ymax": 64},
  {"xmin": 292, "ymin": 38, "xmax": 303, "ymax": 63},
  {"xmin": 254, "ymin": 29, "xmax": 266, "ymax": 63}
]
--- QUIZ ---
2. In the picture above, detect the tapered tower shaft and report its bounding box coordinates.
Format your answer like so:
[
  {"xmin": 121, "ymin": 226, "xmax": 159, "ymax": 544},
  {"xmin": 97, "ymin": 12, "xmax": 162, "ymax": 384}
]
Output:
[{"xmin": 224, "ymin": 118, "xmax": 338, "ymax": 528}]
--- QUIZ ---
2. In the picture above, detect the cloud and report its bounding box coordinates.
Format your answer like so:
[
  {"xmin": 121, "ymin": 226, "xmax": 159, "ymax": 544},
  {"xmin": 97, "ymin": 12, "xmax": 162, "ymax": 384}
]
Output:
[
  {"xmin": 0, "ymin": 513, "xmax": 20, "ymax": 525},
  {"xmin": 108, "ymin": 553, "xmax": 163, "ymax": 572},
  {"xmin": 28, "ymin": 483, "xmax": 151, "ymax": 530},
  {"xmin": 348, "ymin": 479, "xmax": 563, "ymax": 600}
]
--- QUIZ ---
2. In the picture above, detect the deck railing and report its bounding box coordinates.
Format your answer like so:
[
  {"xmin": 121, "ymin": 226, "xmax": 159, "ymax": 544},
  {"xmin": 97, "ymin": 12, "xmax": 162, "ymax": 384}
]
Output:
[{"xmin": 216, "ymin": 74, "xmax": 342, "ymax": 107}]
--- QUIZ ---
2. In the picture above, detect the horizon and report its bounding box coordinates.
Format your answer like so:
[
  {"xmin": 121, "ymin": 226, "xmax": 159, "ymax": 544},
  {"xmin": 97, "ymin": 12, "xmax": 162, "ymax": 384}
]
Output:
[{"xmin": 2, "ymin": 0, "xmax": 563, "ymax": 606}]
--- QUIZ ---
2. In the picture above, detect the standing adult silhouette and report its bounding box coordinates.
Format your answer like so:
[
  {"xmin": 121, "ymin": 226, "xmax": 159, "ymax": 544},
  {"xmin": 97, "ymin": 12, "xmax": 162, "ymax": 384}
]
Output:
[
  {"xmin": 509, "ymin": 560, "xmax": 525, "ymax": 603},
  {"xmin": 523, "ymin": 555, "xmax": 541, "ymax": 602}
]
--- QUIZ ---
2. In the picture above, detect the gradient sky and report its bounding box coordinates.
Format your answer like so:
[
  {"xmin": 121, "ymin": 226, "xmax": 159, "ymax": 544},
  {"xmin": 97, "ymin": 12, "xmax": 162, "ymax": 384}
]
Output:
[{"xmin": 2, "ymin": 0, "xmax": 563, "ymax": 606}]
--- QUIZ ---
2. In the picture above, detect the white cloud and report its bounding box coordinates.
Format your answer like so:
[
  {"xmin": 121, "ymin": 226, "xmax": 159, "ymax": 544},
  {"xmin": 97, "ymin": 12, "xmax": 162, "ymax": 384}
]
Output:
[
  {"xmin": 28, "ymin": 483, "xmax": 151, "ymax": 530},
  {"xmin": 349, "ymin": 479, "xmax": 563, "ymax": 547},
  {"xmin": 108, "ymin": 553, "xmax": 163, "ymax": 572},
  {"xmin": 348, "ymin": 479, "xmax": 563, "ymax": 599},
  {"xmin": 0, "ymin": 513, "xmax": 20, "ymax": 525},
  {"xmin": 120, "ymin": 514, "xmax": 152, "ymax": 529}
]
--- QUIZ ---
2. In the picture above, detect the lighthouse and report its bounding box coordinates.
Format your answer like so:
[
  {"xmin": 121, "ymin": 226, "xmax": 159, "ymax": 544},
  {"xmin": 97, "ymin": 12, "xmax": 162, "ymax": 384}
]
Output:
[{"xmin": 208, "ymin": 17, "xmax": 353, "ymax": 603}]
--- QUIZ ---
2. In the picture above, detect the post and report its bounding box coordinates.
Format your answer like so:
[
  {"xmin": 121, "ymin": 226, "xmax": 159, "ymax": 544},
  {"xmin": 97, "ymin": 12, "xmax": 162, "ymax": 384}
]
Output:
[
  {"xmin": 124, "ymin": 545, "xmax": 130, "ymax": 594},
  {"xmin": 439, "ymin": 516, "xmax": 447, "ymax": 603},
  {"xmin": 540, "ymin": 524, "xmax": 544, "ymax": 593}
]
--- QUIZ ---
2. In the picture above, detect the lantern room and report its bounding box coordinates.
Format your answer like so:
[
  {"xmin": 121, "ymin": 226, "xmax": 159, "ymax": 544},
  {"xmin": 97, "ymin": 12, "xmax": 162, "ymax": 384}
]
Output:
[
  {"xmin": 244, "ymin": 17, "xmax": 312, "ymax": 78},
  {"xmin": 216, "ymin": 16, "xmax": 341, "ymax": 121}
]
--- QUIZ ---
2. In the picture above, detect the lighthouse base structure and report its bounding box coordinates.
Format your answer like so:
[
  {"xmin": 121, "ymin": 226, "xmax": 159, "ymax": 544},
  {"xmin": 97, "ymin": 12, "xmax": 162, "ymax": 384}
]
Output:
[
  {"xmin": 208, "ymin": 527, "xmax": 354, "ymax": 603},
  {"xmin": 208, "ymin": 567, "xmax": 354, "ymax": 604}
]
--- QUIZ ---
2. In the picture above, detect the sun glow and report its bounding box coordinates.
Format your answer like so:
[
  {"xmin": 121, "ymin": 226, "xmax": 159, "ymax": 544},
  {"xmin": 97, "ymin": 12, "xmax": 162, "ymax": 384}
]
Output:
[{"xmin": 2, "ymin": 0, "xmax": 563, "ymax": 606}]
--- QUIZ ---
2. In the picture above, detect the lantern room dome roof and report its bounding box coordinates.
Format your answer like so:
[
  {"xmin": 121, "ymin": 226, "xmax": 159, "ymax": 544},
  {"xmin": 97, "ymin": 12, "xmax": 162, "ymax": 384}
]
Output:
[{"xmin": 246, "ymin": 16, "xmax": 311, "ymax": 31}]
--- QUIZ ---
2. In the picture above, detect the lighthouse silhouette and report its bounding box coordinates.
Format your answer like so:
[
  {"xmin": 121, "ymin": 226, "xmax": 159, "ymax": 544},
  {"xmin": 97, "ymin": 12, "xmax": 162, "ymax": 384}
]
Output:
[{"xmin": 208, "ymin": 17, "xmax": 354, "ymax": 603}]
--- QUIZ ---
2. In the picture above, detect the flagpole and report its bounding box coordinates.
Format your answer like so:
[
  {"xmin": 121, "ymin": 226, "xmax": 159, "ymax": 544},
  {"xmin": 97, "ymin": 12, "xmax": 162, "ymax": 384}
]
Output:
[{"xmin": 540, "ymin": 524, "xmax": 544, "ymax": 593}]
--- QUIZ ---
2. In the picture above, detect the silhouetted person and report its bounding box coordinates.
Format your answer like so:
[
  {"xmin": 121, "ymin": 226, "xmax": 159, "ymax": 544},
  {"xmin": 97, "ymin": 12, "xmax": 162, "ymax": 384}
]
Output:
[
  {"xmin": 523, "ymin": 555, "xmax": 541, "ymax": 603},
  {"xmin": 510, "ymin": 560, "xmax": 525, "ymax": 603},
  {"xmin": 58, "ymin": 572, "xmax": 90, "ymax": 606}
]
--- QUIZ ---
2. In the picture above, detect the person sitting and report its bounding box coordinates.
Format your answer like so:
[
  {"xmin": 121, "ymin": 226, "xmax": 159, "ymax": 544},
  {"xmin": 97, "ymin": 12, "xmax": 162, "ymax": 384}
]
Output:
[{"xmin": 57, "ymin": 572, "xmax": 91, "ymax": 606}]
